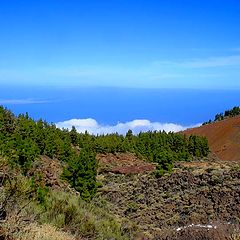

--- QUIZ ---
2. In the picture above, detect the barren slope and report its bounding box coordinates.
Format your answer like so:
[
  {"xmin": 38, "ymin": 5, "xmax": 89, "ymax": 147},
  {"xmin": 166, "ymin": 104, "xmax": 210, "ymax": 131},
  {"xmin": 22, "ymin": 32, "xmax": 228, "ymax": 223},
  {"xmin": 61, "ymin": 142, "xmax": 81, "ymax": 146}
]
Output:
[{"xmin": 183, "ymin": 116, "xmax": 240, "ymax": 161}]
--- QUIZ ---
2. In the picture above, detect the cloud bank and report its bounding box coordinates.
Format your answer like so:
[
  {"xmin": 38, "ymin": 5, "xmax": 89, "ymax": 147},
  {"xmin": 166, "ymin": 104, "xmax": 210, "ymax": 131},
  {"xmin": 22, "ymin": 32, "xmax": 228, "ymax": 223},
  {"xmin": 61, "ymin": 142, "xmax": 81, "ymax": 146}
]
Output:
[
  {"xmin": 0, "ymin": 98, "xmax": 49, "ymax": 105},
  {"xmin": 56, "ymin": 118, "xmax": 200, "ymax": 135}
]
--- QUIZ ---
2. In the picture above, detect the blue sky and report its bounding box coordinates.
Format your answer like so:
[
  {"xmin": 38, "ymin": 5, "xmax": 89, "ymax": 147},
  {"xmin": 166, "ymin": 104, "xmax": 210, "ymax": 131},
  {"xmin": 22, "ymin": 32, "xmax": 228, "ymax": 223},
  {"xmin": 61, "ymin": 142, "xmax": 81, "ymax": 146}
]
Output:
[{"xmin": 0, "ymin": 0, "xmax": 240, "ymax": 89}]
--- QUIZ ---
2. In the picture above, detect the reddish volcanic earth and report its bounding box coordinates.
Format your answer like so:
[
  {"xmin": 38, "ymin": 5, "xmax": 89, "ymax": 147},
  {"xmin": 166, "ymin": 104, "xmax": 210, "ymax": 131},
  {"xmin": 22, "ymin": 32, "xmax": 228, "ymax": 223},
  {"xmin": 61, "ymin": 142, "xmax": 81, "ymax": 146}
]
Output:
[{"xmin": 183, "ymin": 116, "xmax": 240, "ymax": 161}]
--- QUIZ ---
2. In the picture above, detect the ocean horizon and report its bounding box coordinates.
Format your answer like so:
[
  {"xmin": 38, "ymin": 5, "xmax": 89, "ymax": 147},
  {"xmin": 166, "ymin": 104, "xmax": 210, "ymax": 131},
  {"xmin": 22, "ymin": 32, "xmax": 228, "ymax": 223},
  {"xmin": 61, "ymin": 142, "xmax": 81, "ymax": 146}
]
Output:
[{"xmin": 1, "ymin": 86, "xmax": 240, "ymax": 134}]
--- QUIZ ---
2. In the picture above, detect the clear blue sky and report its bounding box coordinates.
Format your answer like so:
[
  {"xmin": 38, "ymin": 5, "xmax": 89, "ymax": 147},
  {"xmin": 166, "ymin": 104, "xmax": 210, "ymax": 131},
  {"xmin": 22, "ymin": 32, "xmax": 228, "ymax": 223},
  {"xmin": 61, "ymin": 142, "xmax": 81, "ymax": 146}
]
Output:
[{"xmin": 0, "ymin": 0, "xmax": 240, "ymax": 89}]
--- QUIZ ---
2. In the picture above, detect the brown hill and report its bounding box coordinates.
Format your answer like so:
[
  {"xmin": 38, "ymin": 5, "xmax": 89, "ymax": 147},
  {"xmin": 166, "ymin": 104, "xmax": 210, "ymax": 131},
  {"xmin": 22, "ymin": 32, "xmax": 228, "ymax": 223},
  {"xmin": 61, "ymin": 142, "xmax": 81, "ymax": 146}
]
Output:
[{"xmin": 183, "ymin": 116, "xmax": 240, "ymax": 161}]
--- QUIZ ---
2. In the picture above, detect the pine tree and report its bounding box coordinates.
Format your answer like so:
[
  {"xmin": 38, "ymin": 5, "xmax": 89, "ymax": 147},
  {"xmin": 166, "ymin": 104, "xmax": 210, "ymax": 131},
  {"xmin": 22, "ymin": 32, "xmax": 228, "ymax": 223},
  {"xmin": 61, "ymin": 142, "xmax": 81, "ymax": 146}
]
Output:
[{"xmin": 62, "ymin": 148, "xmax": 98, "ymax": 201}]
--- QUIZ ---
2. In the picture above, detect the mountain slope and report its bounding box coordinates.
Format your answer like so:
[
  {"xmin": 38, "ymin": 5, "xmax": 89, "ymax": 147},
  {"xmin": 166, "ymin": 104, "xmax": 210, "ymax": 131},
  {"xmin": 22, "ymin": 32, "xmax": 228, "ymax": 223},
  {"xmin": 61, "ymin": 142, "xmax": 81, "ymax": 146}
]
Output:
[{"xmin": 183, "ymin": 116, "xmax": 240, "ymax": 161}]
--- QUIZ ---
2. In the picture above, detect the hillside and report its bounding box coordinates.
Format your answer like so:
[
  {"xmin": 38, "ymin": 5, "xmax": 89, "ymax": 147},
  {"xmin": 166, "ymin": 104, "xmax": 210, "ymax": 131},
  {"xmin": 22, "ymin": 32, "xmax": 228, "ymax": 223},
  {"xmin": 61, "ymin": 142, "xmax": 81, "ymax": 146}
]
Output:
[
  {"xmin": 183, "ymin": 116, "xmax": 240, "ymax": 162},
  {"xmin": 99, "ymin": 161, "xmax": 240, "ymax": 239},
  {"xmin": 0, "ymin": 106, "xmax": 240, "ymax": 240}
]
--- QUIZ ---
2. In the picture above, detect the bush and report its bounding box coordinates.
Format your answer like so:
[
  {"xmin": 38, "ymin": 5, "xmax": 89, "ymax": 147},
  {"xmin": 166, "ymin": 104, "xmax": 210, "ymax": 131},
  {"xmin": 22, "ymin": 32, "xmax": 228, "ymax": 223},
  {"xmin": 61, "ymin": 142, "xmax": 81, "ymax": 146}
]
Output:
[{"xmin": 38, "ymin": 190, "xmax": 135, "ymax": 240}]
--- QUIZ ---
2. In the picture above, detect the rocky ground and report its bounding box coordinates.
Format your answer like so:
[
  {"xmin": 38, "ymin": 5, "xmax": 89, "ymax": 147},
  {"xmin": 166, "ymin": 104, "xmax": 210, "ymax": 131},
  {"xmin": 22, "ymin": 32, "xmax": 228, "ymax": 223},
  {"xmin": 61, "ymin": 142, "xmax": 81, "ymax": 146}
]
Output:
[
  {"xmin": 98, "ymin": 160, "xmax": 240, "ymax": 239},
  {"xmin": 97, "ymin": 153, "xmax": 156, "ymax": 174},
  {"xmin": 23, "ymin": 153, "xmax": 240, "ymax": 239}
]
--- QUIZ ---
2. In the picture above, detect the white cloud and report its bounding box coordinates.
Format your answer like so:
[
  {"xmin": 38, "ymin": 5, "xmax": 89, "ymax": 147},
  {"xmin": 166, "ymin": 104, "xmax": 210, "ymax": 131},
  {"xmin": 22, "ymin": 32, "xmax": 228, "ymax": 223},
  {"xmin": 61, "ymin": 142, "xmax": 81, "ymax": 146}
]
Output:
[
  {"xmin": 56, "ymin": 118, "xmax": 200, "ymax": 135},
  {"xmin": 153, "ymin": 55, "xmax": 240, "ymax": 69},
  {"xmin": 182, "ymin": 55, "xmax": 240, "ymax": 68},
  {"xmin": 0, "ymin": 98, "xmax": 48, "ymax": 105}
]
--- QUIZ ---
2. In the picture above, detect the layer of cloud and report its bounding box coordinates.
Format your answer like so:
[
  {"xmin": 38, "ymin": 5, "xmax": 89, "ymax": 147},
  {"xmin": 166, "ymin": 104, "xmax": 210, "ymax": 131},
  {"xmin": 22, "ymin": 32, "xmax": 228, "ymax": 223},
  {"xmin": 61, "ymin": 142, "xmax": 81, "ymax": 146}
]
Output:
[
  {"xmin": 56, "ymin": 118, "xmax": 200, "ymax": 135},
  {"xmin": 0, "ymin": 98, "xmax": 48, "ymax": 105},
  {"xmin": 1, "ymin": 53, "xmax": 240, "ymax": 89},
  {"xmin": 153, "ymin": 55, "xmax": 240, "ymax": 69},
  {"xmin": 182, "ymin": 55, "xmax": 240, "ymax": 68}
]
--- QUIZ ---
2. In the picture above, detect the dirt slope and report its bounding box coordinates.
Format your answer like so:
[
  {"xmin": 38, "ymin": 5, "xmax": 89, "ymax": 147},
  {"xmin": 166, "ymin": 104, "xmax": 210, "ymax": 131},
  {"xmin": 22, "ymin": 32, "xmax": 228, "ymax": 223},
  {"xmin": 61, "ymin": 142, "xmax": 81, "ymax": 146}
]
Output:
[{"xmin": 183, "ymin": 116, "xmax": 240, "ymax": 161}]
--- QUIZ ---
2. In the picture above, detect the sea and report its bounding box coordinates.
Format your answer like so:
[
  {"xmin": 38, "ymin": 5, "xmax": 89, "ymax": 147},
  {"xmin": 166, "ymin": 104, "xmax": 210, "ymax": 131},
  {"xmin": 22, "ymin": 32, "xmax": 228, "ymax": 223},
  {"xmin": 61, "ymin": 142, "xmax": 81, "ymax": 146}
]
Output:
[{"xmin": 1, "ymin": 85, "xmax": 240, "ymax": 126}]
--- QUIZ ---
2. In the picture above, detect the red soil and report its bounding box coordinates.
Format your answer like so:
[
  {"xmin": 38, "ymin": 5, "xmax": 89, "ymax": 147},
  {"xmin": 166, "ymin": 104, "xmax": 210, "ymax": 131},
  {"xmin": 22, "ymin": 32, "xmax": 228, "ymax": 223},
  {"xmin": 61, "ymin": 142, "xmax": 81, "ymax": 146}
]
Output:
[
  {"xmin": 183, "ymin": 116, "xmax": 240, "ymax": 161},
  {"xmin": 97, "ymin": 153, "xmax": 156, "ymax": 174}
]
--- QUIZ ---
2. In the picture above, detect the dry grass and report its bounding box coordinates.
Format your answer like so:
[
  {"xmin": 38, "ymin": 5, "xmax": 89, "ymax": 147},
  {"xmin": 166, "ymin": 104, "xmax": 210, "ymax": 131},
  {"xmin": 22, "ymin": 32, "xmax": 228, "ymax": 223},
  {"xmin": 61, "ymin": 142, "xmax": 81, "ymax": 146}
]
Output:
[
  {"xmin": 231, "ymin": 232, "xmax": 240, "ymax": 240},
  {"xmin": 20, "ymin": 224, "xmax": 75, "ymax": 240}
]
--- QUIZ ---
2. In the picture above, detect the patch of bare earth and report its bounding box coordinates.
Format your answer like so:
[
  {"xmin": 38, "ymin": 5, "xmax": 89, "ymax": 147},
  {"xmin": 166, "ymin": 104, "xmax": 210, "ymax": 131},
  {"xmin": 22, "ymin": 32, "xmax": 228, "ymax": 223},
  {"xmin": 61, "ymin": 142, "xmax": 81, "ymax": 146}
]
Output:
[{"xmin": 97, "ymin": 153, "xmax": 156, "ymax": 174}]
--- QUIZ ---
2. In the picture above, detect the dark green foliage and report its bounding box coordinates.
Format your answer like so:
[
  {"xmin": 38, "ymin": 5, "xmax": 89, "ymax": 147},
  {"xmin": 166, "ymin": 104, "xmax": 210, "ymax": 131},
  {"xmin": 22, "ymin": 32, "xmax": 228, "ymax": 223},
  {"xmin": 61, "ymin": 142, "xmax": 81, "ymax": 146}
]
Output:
[
  {"xmin": 14, "ymin": 138, "xmax": 40, "ymax": 173},
  {"xmin": 0, "ymin": 107, "xmax": 74, "ymax": 170},
  {"xmin": 0, "ymin": 106, "xmax": 98, "ymax": 199},
  {"xmin": 154, "ymin": 150, "xmax": 174, "ymax": 177},
  {"xmin": 203, "ymin": 106, "xmax": 240, "ymax": 125},
  {"xmin": 0, "ymin": 106, "xmax": 16, "ymax": 135},
  {"xmin": 36, "ymin": 186, "xmax": 49, "ymax": 205},
  {"xmin": 62, "ymin": 148, "xmax": 98, "ymax": 201},
  {"xmin": 188, "ymin": 135, "xmax": 209, "ymax": 157},
  {"xmin": 70, "ymin": 126, "xmax": 78, "ymax": 145},
  {"xmin": 94, "ymin": 133, "xmax": 126, "ymax": 153},
  {"xmin": 0, "ymin": 105, "xmax": 210, "ymax": 195},
  {"xmin": 214, "ymin": 113, "xmax": 224, "ymax": 121},
  {"xmin": 224, "ymin": 106, "xmax": 240, "ymax": 117},
  {"xmin": 131, "ymin": 131, "xmax": 208, "ymax": 177},
  {"xmin": 202, "ymin": 119, "xmax": 212, "ymax": 125}
]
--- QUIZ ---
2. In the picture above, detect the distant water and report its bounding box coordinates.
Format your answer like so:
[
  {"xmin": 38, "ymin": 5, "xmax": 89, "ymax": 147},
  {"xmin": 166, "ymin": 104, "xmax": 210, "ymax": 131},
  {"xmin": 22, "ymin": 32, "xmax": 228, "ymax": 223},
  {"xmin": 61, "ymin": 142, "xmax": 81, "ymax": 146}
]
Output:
[{"xmin": 1, "ymin": 85, "xmax": 240, "ymax": 125}]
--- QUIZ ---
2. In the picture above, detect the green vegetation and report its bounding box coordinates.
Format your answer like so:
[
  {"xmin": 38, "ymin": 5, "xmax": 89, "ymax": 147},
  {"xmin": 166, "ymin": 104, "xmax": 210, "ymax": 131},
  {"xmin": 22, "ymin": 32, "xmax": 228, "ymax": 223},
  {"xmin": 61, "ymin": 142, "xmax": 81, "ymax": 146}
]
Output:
[
  {"xmin": 203, "ymin": 106, "xmax": 240, "ymax": 125},
  {"xmin": 62, "ymin": 147, "xmax": 98, "ymax": 201},
  {"xmin": 0, "ymin": 106, "xmax": 97, "ymax": 200},
  {"xmin": 3, "ymin": 105, "xmax": 240, "ymax": 240},
  {"xmin": 0, "ymin": 156, "xmax": 136, "ymax": 240},
  {"xmin": 0, "ymin": 105, "xmax": 209, "ymax": 190}
]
